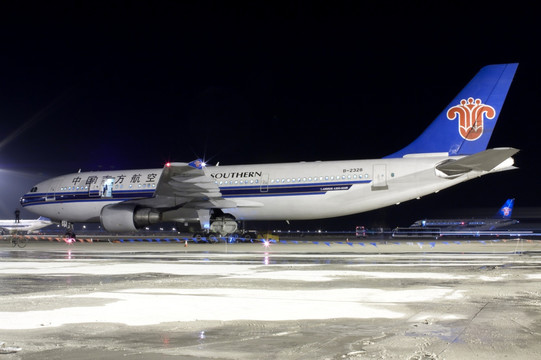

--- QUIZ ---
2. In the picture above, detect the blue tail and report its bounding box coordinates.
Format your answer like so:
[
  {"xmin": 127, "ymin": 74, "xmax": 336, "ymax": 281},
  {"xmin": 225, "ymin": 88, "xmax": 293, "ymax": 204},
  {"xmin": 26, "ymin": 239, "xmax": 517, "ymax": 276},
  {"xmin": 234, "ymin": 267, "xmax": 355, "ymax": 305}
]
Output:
[
  {"xmin": 386, "ymin": 63, "xmax": 518, "ymax": 158},
  {"xmin": 495, "ymin": 198, "xmax": 514, "ymax": 219}
]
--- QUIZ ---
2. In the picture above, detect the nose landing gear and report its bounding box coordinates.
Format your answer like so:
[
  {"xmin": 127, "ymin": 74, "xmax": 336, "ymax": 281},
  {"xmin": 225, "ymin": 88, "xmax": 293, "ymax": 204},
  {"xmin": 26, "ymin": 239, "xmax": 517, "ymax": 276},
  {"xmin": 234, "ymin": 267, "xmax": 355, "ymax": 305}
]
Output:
[{"xmin": 61, "ymin": 221, "xmax": 77, "ymax": 241}]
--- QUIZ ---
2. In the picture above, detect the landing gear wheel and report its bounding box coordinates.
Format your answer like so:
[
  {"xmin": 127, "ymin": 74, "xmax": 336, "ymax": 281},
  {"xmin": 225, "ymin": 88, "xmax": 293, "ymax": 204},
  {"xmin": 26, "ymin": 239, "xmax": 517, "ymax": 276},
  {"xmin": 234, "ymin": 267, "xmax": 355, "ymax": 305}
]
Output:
[{"xmin": 193, "ymin": 233, "xmax": 203, "ymax": 242}]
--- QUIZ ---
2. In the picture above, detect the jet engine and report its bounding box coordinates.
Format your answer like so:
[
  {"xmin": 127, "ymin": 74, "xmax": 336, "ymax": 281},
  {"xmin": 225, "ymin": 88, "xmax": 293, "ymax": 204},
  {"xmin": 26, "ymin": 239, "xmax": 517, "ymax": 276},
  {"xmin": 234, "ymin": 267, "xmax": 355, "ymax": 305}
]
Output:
[{"xmin": 100, "ymin": 203, "xmax": 162, "ymax": 233}]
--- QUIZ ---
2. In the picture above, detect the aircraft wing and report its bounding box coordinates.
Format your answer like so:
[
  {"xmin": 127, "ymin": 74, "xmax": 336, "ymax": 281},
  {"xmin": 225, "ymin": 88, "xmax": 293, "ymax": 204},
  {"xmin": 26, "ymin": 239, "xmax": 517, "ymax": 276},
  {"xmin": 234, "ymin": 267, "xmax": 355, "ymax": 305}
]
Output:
[
  {"xmin": 0, "ymin": 218, "xmax": 53, "ymax": 233},
  {"xmin": 131, "ymin": 160, "xmax": 237, "ymax": 209},
  {"xmin": 436, "ymin": 147, "xmax": 519, "ymax": 177}
]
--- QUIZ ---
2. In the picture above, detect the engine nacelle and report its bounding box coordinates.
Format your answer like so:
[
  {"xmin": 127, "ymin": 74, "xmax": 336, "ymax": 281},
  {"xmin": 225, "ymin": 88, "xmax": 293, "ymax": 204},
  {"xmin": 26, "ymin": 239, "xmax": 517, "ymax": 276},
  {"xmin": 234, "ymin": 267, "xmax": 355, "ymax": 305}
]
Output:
[{"xmin": 100, "ymin": 203, "xmax": 162, "ymax": 233}]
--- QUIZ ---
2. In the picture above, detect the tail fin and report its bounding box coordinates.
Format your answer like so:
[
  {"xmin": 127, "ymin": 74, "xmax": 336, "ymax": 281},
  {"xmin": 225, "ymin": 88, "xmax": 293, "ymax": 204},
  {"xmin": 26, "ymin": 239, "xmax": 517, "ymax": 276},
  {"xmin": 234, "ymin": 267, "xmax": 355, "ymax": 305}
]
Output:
[
  {"xmin": 386, "ymin": 63, "xmax": 518, "ymax": 158},
  {"xmin": 495, "ymin": 198, "xmax": 514, "ymax": 219}
]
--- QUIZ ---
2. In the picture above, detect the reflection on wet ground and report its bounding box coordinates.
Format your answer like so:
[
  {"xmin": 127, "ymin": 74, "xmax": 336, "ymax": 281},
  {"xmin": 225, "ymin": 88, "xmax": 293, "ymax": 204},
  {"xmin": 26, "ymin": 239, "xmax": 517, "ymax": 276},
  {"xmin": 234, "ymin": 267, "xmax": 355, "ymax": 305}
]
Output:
[{"xmin": 1, "ymin": 240, "xmax": 541, "ymax": 359}]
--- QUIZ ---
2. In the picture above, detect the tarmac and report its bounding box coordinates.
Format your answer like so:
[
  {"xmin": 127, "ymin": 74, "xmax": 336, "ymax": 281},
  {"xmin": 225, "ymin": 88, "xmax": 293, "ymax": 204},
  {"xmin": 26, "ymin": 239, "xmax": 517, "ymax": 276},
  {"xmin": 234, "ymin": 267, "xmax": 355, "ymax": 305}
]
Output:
[{"xmin": 1, "ymin": 238, "xmax": 541, "ymax": 359}]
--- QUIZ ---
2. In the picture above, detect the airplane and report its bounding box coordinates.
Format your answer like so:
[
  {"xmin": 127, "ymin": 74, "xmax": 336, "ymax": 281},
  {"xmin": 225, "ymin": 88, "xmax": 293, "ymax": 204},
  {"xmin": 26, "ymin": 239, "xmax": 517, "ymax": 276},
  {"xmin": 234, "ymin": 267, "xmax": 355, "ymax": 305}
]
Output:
[
  {"xmin": 20, "ymin": 63, "xmax": 519, "ymax": 238},
  {"xmin": 409, "ymin": 198, "xmax": 518, "ymax": 231},
  {"xmin": 0, "ymin": 216, "xmax": 53, "ymax": 235}
]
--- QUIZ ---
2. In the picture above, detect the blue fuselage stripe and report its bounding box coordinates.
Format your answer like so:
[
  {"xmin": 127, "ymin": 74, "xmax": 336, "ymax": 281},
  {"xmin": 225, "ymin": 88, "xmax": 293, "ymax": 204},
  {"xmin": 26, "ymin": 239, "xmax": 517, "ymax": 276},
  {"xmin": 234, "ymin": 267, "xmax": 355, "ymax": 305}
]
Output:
[
  {"xmin": 20, "ymin": 190, "xmax": 155, "ymax": 207},
  {"xmin": 20, "ymin": 180, "xmax": 371, "ymax": 207}
]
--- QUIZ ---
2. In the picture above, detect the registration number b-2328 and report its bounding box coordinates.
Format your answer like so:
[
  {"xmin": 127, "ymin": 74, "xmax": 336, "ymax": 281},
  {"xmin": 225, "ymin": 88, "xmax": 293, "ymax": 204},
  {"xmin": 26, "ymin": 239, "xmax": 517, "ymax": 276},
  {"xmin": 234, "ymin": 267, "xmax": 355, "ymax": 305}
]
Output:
[{"xmin": 343, "ymin": 168, "xmax": 363, "ymax": 173}]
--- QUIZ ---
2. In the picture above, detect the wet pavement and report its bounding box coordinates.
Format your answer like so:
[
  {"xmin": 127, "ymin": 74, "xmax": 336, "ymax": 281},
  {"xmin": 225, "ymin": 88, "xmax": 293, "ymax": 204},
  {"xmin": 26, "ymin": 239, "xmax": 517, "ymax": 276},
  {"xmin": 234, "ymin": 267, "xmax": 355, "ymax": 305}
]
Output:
[{"xmin": 1, "ymin": 239, "xmax": 541, "ymax": 359}]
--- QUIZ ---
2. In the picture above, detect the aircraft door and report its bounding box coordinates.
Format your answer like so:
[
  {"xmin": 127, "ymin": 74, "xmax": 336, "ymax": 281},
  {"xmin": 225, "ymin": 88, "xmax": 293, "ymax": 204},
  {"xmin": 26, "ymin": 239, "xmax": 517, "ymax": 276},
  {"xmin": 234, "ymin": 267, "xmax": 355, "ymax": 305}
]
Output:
[
  {"xmin": 87, "ymin": 176, "xmax": 100, "ymax": 197},
  {"xmin": 371, "ymin": 164, "xmax": 388, "ymax": 190},
  {"xmin": 100, "ymin": 177, "xmax": 115, "ymax": 198},
  {"xmin": 45, "ymin": 180, "xmax": 60, "ymax": 201},
  {"xmin": 88, "ymin": 176, "xmax": 114, "ymax": 197},
  {"xmin": 260, "ymin": 174, "xmax": 269, "ymax": 193}
]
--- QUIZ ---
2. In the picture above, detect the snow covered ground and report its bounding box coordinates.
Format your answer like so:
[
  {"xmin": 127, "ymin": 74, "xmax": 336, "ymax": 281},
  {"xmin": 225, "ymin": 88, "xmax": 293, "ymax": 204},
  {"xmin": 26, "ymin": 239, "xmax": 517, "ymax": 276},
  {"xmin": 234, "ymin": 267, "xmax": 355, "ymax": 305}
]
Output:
[{"xmin": 1, "ymin": 240, "xmax": 540, "ymax": 359}]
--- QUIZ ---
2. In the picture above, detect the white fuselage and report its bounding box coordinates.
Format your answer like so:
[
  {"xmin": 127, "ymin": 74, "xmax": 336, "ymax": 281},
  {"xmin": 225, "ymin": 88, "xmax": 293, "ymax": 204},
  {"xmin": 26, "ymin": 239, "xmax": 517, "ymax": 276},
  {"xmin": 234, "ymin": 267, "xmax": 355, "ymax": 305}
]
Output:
[{"xmin": 20, "ymin": 155, "xmax": 481, "ymax": 224}]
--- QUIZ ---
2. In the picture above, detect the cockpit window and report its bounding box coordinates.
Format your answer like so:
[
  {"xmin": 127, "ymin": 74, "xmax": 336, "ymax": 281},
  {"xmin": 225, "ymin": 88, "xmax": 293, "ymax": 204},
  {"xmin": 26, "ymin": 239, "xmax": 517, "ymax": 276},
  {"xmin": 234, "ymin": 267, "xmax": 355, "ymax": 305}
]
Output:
[{"xmin": 30, "ymin": 187, "xmax": 38, "ymax": 193}]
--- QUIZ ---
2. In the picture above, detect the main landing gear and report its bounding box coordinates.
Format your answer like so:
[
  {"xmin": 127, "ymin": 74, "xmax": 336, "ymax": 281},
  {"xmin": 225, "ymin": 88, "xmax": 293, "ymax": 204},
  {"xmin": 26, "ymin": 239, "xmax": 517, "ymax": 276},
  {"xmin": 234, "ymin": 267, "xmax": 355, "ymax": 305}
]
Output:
[{"xmin": 193, "ymin": 212, "xmax": 255, "ymax": 242}]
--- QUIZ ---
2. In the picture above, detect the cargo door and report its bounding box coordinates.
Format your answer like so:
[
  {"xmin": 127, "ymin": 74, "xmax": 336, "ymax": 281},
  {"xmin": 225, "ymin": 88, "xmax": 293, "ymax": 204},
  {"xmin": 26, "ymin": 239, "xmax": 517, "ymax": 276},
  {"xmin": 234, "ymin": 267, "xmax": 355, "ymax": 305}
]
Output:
[
  {"xmin": 371, "ymin": 164, "xmax": 388, "ymax": 190},
  {"xmin": 45, "ymin": 180, "xmax": 61, "ymax": 201},
  {"xmin": 260, "ymin": 174, "xmax": 269, "ymax": 193}
]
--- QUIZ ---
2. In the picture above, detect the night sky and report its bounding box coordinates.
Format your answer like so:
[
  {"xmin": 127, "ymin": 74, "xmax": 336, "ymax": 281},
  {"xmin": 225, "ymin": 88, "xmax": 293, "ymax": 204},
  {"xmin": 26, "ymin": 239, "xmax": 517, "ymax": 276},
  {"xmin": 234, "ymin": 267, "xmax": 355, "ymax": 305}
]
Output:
[{"xmin": 1, "ymin": 2, "xmax": 540, "ymax": 230}]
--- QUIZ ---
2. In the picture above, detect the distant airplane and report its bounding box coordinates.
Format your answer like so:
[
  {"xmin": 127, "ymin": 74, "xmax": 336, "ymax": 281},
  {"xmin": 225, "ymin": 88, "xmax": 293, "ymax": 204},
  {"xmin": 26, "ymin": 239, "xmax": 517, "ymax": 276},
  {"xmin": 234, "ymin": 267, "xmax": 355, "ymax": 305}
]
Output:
[
  {"xmin": 410, "ymin": 198, "xmax": 518, "ymax": 230},
  {"xmin": 0, "ymin": 216, "xmax": 53, "ymax": 235},
  {"xmin": 20, "ymin": 63, "xmax": 519, "ymax": 237}
]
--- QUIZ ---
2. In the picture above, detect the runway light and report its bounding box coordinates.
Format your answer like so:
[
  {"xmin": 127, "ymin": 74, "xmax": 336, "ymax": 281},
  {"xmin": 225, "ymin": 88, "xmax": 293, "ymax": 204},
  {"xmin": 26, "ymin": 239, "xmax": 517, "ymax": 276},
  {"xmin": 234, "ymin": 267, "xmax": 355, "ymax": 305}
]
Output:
[
  {"xmin": 64, "ymin": 237, "xmax": 75, "ymax": 244},
  {"xmin": 263, "ymin": 239, "xmax": 271, "ymax": 248}
]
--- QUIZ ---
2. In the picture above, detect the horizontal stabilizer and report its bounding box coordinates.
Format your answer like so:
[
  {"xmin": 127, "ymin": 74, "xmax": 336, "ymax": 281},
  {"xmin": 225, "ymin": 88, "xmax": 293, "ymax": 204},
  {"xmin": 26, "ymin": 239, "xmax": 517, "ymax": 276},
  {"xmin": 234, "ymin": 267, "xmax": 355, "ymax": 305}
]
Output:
[{"xmin": 436, "ymin": 147, "xmax": 519, "ymax": 177}]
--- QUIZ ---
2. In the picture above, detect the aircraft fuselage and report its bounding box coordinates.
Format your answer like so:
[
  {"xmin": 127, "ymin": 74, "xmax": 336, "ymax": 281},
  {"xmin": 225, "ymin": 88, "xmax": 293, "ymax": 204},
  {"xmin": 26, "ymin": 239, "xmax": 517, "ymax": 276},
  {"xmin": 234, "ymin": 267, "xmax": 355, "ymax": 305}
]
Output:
[{"xmin": 20, "ymin": 156, "xmax": 480, "ymax": 224}]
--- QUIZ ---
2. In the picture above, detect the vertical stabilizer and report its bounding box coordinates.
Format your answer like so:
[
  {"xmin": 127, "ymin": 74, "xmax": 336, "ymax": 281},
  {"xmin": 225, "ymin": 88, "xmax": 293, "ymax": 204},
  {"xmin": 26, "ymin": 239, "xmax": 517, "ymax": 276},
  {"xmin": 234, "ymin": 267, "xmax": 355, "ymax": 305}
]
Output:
[
  {"xmin": 386, "ymin": 63, "xmax": 518, "ymax": 158},
  {"xmin": 495, "ymin": 198, "xmax": 514, "ymax": 219}
]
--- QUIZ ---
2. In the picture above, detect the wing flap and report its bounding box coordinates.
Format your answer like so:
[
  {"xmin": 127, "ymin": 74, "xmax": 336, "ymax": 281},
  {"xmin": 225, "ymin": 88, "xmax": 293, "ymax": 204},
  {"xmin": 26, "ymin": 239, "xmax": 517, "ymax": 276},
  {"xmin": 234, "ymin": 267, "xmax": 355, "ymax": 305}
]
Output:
[{"xmin": 151, "ymin": 160, "xmax": 236, "ymax": 209}]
